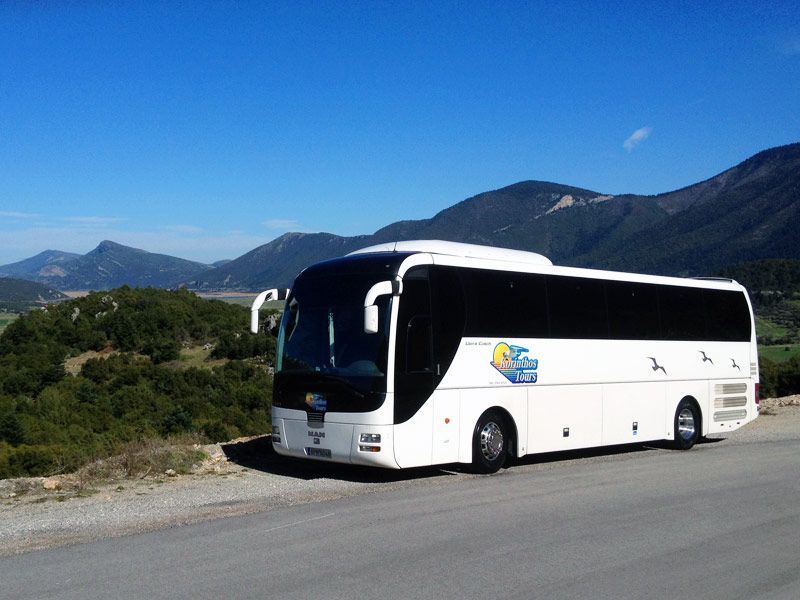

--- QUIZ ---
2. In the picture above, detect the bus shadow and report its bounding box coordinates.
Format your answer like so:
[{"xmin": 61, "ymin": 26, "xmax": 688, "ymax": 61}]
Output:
[
  {"xmin": 496, "ymin": 442, "xmax": 654, "ymax": 470},
  {"xmin": 222, "ymin": 435, "xmax": 728, "ymax": 481},
  {"xmin": 500, "ymin": 436, "xmax": 727, "ymax": 470},
  {"xmin": 220, "ymin": 435, "xmax": 451, "ymax": 483}
]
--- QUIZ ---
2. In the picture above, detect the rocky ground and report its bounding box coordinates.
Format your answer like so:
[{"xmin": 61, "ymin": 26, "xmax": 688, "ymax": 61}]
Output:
[{"xmin": 1, "ymin": 396, "xmax": 798, "ymax": 557}]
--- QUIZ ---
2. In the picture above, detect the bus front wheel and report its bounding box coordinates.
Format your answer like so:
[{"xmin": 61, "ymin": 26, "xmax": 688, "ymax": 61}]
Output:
[
  {"xmin": 471, "ymin": 410, "xmax": 508, "ymax": 473},
  {"xmin": 673, "ymin": 399, "xmax": 700, "ymax": 450}
]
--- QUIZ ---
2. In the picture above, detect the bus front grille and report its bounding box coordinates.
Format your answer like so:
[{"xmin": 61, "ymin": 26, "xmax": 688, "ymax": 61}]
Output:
[{"xmin": 307, "ymin": 412, "xmax": 325, "ymax": 425}]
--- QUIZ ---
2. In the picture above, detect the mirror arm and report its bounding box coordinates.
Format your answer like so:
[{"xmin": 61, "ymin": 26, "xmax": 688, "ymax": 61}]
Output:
[
  {"xmin": 363, "ymin": 277, "xmax": 402, "ymax": 334},
  {"xmin": 250, "ymin": 288, "xmax": 285, "ymax": 334}
]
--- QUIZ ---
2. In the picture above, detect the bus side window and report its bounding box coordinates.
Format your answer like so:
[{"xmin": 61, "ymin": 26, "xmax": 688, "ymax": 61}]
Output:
[
  {"xmin": 430, "ymin": 266, "xmax": 466, "ymax": 377},
  {"xmin": 659, "ymin": 285, "xmax": 705, "ymax": 340}
]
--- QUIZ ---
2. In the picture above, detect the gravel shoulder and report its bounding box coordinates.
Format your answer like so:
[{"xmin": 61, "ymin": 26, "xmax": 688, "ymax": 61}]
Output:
[{"xmin": 2, "ymin": 396, "xmax": 798, "ymax": 557}]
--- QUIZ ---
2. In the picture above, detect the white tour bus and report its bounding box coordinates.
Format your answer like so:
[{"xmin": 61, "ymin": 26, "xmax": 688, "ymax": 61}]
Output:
[{"xmin": 251, "ymin": 240, "xmax": 759, "ymax": 473}]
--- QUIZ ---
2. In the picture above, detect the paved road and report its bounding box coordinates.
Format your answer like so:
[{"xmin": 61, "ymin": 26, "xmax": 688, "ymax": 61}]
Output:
[{"xmin": 2, "ymin": 438, "xmax": 799, "ymax": 599}]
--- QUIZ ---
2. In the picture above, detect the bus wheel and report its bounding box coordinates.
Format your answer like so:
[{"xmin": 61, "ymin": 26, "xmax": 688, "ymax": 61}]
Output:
[
  {"xmin": 673, "ymin": 399, "xmax": 700, "ymax": 450},
  {"xmin": 472, "ymin": 410, "xmax": 508, "ymax": 473}
]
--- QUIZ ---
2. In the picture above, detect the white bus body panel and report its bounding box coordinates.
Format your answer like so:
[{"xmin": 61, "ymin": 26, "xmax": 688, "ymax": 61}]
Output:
[
  {"xmin": 393, "ymin": 400, "xmax": 434, "ymax": 468},
  {"xmin": 434, "ymin": 336, "xmax": 754, "ymax": 464},
  {"xmin": 601, "ymin": 382, "xmax": 666, "ymax": 445},
  {"xmin": 432, "ymin": 390, "xmax": 460, "ymax": 465}
]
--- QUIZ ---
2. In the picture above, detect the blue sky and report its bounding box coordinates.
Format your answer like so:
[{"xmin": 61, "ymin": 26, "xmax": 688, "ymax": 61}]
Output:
[{"xmin": 1, "ymin": 1, "xmax": 798, "ymax": 265}]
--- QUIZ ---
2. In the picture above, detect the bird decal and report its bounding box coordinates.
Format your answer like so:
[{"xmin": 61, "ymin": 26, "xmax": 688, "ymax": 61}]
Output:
[
  {"xmin": 647, "ymin": 357, "xmax": 667, "ymax": 375},
  {"xmin": 731, "ymin": 358, "xmax": 741, "ymax": 371},
  {"xmin": 699, "ymin": 350, "xmax": 714, "ymax": 365}
]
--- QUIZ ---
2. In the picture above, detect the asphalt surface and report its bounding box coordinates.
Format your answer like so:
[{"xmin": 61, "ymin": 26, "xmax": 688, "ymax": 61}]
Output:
[{"xmin": 2, "ymin": 434, "xmax": 798, "ymax": 600}]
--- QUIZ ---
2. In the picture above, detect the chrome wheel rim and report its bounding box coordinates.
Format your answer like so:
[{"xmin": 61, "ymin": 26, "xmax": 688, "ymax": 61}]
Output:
[
  {"xmin": 678, "ymin": 407, "xmax": 696, "ymax": 441},
  {"xmin": 480, "ymin": 421, "xmax": 504, "ymax": 462}
]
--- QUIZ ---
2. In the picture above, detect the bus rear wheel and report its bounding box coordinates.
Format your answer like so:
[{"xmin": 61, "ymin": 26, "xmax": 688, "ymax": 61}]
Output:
[
  {"xmin": 471, "ymin": 410, "xmax": 508, "ymax": 473},
  {"xmin": 673, "ymin": 399, "xmax": 700, "ymax": 450}
]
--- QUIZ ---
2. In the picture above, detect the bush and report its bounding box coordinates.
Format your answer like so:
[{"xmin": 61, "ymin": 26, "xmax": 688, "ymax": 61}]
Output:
[
  {"xmin": 759, "ymin": 356, "xmax": 800, "ymax": 398},
  {"xmin": 5, "ymin": 445, "xmax": 58, "ymax": 478},
  {"xmin": 0, "ymin": 287, "xmax": 275, "ymax": 478}
]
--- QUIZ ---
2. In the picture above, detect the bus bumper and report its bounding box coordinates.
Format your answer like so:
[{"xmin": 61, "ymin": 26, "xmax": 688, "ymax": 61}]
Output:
[{"xmin": 273, "ymin": 417, "xmax": 400, "ymax": 468}]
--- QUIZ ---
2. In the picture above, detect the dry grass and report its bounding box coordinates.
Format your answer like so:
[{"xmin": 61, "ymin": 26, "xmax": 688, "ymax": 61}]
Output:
[
  {"xmin": 0, "ymin": 436, "xmax": 208, "ymax": 501},
  {"xmin": 169, "ymin": 345, "xmax": 228, "ymax": 370},
  {"xmin": 63, "ymin": 346, "xmax": 119, "ymax": 375},
  {"xmin": 74, "ymin": 435, "xmax": 209, "ymax": 484}
]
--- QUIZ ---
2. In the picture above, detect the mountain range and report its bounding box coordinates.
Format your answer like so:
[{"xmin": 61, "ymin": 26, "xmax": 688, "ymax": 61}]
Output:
[
  {"xmin": 0, "ymin": 241, "xmax": 212, "ymax": 290},
  {"xmin": 194, "ymin": 142, "xmax": 800, "ymax": 289},
  {"xmin": 2, "ymin": 142, "xmax": 798, "ymax": 291}
]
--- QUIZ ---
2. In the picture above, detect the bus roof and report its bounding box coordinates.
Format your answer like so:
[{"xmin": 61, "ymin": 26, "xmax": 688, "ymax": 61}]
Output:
[{"xmin": 348, "ymin": 240, "xmax": 553, "ymax": 266}]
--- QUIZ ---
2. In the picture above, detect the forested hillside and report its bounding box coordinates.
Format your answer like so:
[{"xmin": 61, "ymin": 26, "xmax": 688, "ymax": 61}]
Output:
[
  {"xmin": 0, "ymin": 277, "xmax": 67, "ymax": 312},
  {"xmin": 0, "ymin": 288, "xmax": 275, "ymax": 479}
]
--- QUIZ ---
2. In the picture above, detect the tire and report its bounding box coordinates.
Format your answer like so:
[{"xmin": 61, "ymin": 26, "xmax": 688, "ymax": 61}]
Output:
[
  {"xmin": 471, "ymin": 410, "xmax": 508, "ymax": 473},
  {"xmin": 673, "ymin": 398, "xmax": 700, "ymax": 450}
]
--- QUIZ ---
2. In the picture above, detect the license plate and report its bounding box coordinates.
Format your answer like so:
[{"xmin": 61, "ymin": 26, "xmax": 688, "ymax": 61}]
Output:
[{"xmin": 306, "ymin": 447, "xmax": 332, "ymax": 458}]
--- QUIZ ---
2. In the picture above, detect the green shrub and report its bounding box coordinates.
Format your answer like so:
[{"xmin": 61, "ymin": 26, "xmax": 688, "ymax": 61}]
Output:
[{"xmin": 0, "ymin": 287, "xmax": 275, "ymax": 478}]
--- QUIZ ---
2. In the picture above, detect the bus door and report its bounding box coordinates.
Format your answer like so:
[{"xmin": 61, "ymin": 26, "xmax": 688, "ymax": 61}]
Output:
[
  {"xmin": 429, "ymin": 267, "xmax": 465, "ymax": 464},
  {"xmin": 393, "ymin": 266, "xmax": 465, "ymax": 465}
]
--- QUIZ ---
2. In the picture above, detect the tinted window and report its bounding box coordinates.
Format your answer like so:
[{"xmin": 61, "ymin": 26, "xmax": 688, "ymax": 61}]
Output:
[
  {"xmin": 462, "ymin": 269, "xmax": 548, "ymax": 338},
  {"xmin": 547, "ymin": 276, "xmax": 608, "ymax": 339},
  {"xmin": 658, "ymin": 285, "xmax": 705, "ymax": 340},
  {"xmin": 394, "ymin": 267, "xmax": 435, "ymax": 423},
  {"xmin": 430, "ymin": 267, "xmax": 466, "ymax": 373},
  {"xmin": 405, "ymin": 315, "xmax": 433, "ymax": 372},
  {"xmin": 395, "ymin": 268, "xmax": 432, "ymax": 374},
  {"xmin": 703, "ymin": 289, "xmax": 751, "ymax": 341},
  {"xmin": 606, "ymin": 280, "xmax": 660, "ymax": 340}
]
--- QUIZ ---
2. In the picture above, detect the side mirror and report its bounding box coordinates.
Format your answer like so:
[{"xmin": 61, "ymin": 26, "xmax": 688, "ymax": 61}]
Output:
[
  {"xmin": 363, "ymin": 277, "xmax": 402, "ymax": 334},
  {"xmin": 364, "ymin": 305, "xmax": 379, "ymax": 334}
]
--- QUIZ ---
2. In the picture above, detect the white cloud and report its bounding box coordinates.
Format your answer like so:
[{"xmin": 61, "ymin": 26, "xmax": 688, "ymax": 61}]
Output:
[
  {"xmin": 263, "ymin": 219, "xmax": 301, "ymax": 229},
  {"xmin": 0, "ymin": 211, "xmax": 40, "ymax": 219},
  {"xmin": 161, "ymin": 224, "xmax": 205, "ymax": 235},
  {"xmin": 63, "ymin": 216, "xmax": 127, "ymax": 225},
  {"xmin": 623, "ymin": 127, "xmax": 653, "ymax": 152}
]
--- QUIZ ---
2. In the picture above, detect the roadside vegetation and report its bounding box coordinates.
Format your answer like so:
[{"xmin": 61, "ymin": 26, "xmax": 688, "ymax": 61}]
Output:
[{"xmin": 0, "ymin": 287, "xmax": 277, "ymax": 479}]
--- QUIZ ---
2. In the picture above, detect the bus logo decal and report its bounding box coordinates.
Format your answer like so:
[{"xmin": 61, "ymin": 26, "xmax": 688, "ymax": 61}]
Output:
[
  {"xmin": 305, "ymin": 392, "xmax": 328, "ymax": 412},
  {"xmin": 491, "ymin": 342, "xmax": 538, "ymax": 384}
]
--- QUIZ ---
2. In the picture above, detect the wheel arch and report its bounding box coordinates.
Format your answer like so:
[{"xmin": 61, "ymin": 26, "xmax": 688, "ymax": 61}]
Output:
[
  {"xmin": 677, "ymin": 394, "xmax": 703, "ymax": 437},
  {"xmin": 474, "ymin": 406, "xmax": 518, "ymax": 460}
]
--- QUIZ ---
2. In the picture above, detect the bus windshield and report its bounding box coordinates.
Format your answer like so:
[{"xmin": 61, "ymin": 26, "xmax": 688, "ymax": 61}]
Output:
[{"xmin": 276, "ymin": 272, "xmax": 391, "ymax": 396}]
